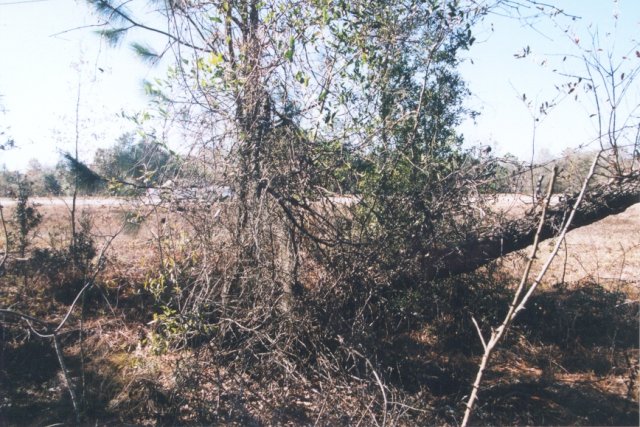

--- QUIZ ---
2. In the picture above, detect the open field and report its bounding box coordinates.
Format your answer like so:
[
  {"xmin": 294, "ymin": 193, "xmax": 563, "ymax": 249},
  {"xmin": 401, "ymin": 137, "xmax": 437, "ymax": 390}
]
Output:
[
  {"xmin": 4, "ymin": 195, "xmax": 638, "ymax": 286},
  {"xmin": 493, "ymin": 198, "xmax": 640, "ymax": 289},
  {"xmin": 528, "ymin": 203, "xmax": 640, "ymax": 287},
  {"xmin": 0, "ymin": 196, "xmax": 638, "ymax": 425}
]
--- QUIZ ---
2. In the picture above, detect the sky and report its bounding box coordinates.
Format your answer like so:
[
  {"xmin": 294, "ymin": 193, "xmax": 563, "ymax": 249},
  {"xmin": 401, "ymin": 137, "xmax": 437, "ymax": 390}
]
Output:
[
  {"xmin": 0, "ymin": 0, "xmax": 163, "ymax": 171},
  {"xmin": 0, "ymin": 0, "xmax": 639, "ymax": 171},
  {"xmin": 458, "ymin": 0, "xmax": 640, "ymax": 161}
]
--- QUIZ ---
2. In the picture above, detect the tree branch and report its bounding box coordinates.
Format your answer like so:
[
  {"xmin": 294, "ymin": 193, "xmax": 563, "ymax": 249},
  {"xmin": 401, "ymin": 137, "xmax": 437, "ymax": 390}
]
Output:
[
  {"xmin": 429, "ymin": 172, "xmax": 640, "ymax": 279},
  {"xmin": 87, "ymin": 0, "xmax": 208, "ymax": 53},
  {"xmin": 0, "ymin": 204, "xmax": 9, "ymax": 273},
  {"xmin": 461, "ymin": 153, "xmax": 600, "ymax": 426}
]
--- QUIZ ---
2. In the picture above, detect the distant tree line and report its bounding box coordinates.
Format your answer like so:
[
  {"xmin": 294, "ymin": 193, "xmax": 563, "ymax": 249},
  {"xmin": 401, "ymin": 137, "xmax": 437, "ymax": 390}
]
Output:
[
  {"xmin": 2, "ymin": 140, "xmax": 628, "ymax": 199},
  {"xmin": 0, "ymin": 132, "xmax": 177, "ymax": 197}
]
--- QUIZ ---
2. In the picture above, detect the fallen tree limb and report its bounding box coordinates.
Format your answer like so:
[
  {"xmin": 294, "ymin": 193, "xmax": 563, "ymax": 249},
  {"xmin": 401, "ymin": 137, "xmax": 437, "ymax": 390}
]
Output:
[
  {"xmin": 429, "ymin": 173, "xmax": 640, "ymax": 279},
  {"xmin": 461, "ymin": 153, "xmax": 605, "ymax": 426}
]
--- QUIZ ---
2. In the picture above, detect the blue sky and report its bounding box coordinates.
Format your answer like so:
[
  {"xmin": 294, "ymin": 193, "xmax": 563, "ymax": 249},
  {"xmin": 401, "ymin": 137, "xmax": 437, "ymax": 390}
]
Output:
[
  {"xmin": 458, "ymin": 0, "xmax": 639, "ymax": 161},
  {"xmin": 0, "ymin": 0, "xmax": 638, "ymax": 171}
]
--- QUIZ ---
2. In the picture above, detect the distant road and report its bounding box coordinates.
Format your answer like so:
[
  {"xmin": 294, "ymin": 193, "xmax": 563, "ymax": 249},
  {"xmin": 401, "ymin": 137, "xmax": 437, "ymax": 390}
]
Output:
[
  {"xmin": 0, "ymin": 197, "xmax": 130, "ymax": 207},
  {"xmin": 0, "ymin": 194, "xmax": 636, "ymax": 214}
]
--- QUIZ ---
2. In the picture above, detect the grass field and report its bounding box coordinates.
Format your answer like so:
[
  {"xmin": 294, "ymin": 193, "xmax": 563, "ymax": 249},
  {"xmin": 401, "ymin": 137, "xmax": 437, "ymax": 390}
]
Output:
[
  {"xmin": 4, "ymin": 195, "xmax": 638, "ymax": 283},
  {"xmin": 494, "ymin": 198, "xmax": 640, "ymax": 290}
]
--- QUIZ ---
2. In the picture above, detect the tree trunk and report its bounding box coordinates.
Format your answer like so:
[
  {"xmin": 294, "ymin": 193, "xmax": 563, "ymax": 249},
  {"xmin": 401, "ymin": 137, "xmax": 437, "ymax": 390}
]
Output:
[{"xmin": 428, "ymin": 175, "xmax": 640, "ymax": 279}]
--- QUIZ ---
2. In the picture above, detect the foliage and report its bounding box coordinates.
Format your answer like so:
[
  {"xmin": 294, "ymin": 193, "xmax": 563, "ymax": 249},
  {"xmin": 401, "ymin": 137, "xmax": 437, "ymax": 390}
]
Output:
[
  {"xmin": 0, "ymin": 133, "xmax": 177, "ymax": 197},
  {"xmin": 43, "ymin": 173, "xmax": 63, "ymax": 196},
  {"xmin": 16, "ymin": 211, "xmax": 96, "ymax": 302},
  {"xmin": 8, "ymin": 0, "xmax": 618, "ymax": 424},
  {"xmin": 72, "ymin": 8, "xmax": 510, "ymax": 414},
  {"xmin": 555, "ymin": 149, "xmax": 617, "ymax": 192},
  {"xmin": 93, "ymin": 132, "xmax": 177, "ymax": 194},
  {"xmin": 12, "ymin": 178, "xmax": 42, "ymax": 258},
  {"xmin": 0, "ymin": 166, "xmax": 21, "ymax": 197},
  {"xmin": 1, "ymin": 161, "xmax": 68, "ymax": 197},
  {"xmin": 62, "ymin": 152, "xmax": 105, "ymax": 194}
]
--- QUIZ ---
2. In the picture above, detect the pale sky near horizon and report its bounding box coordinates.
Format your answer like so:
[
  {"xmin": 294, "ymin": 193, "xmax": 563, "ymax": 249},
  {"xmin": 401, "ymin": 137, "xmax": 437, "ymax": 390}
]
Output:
[{"xmin": 0, "ymin": 0, "xmax": 639, "ymax": 171}]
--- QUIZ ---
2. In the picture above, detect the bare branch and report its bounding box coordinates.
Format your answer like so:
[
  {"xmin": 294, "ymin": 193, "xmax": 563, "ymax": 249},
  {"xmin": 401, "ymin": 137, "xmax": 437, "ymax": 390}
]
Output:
[
  {"xmin": 461, "ymin": 151, "xmax": 602, "ymax": 426},
  {"xmin": 0, "ymin": 204, "xmax": 8, "ymax": 273},
  {"xmin": 461, "ymin": 166, "xmax": 557, "ymax": 427},
  {"xmin": 471, "ymin": 316, "xmax": 487, "ymax": 352}
]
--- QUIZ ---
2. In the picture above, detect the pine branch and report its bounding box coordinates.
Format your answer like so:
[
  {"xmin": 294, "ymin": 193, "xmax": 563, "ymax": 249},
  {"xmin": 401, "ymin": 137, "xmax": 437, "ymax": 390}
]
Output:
[
  {"xmin": 62, "ymin": 152, "xmax": 105, "ymax": 192},
  {"xmin": 95, "ymin": 26, "xmax": 130, "ymax": 46}
]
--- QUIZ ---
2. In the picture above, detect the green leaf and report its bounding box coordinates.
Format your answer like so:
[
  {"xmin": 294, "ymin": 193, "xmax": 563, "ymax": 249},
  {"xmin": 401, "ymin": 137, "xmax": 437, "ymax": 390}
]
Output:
[
  {"xmin": 295, "ymin": 71, "xmax": 309, "ymax": 86},
  {"xmin": 318, "ymin": 89, "xmax": 329, "ymax": 103},
  {"xmin": 285, "ymin": 35, "xmax": 295, "ymax": 62},
  {"xmin": 209, "ymin": 52, "xmax": 224, "ymax": 66}
]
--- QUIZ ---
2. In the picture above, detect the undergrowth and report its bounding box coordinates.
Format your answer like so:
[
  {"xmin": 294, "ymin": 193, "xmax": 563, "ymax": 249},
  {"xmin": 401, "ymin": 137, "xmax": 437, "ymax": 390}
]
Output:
[{"xmin": 0, "ymin": 201, "xmax": 638, "ymax": 425}]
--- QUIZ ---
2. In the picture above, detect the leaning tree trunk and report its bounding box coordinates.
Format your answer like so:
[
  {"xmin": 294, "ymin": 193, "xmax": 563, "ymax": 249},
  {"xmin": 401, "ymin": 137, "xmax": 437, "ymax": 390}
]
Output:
[{"xmin": 427, "ymin": 174, "xmax": 640, "ymax": 279}]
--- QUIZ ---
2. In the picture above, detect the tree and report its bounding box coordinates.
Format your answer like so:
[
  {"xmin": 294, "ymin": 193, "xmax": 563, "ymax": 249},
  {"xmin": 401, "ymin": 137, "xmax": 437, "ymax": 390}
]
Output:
[
  {"xmin": 43, "ymin": 173, "xmax": 63, "ymax": 196},
  {"xmin": 85, "ymin": 0, "xmax": 491, "ymax": 387},
  {"xmin": 12, "ymin": 178, "xmax": 42, "ymax": 259},
  {"xmin": 83, "ymin": 0, "xmax": 638, "ymax": 423},
  {"xmin": 88, "ymin": 0, "xmax": 480, "ymax": 260},
  {"xmin": 93, "ymin": 132, "xmax": 176, "ymax": 193},
  {"xmin": 86, "ymin": 0, "xmax": 638, "ymax": 329}
]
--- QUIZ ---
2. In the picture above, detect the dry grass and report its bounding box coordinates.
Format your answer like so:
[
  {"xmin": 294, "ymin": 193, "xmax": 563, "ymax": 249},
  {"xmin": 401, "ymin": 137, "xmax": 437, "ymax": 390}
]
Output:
[
  {"xmin": 499, "ymin": 202, "xmax": 640, "ymax": 294},
  {"xmin": 538, "ymin": 203, "xmax": 640, "ymax": 286},
  {"xmin": 0, "ymin": 196, "xmax": 638, "ymax": 425},
  {"xmin": 4, "ymin": 196, "xmax": 638, "ymax": 290}
]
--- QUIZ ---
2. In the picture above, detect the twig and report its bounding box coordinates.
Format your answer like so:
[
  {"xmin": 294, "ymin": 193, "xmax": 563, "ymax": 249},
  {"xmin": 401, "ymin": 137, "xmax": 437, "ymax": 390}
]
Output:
[
  {"xmin": 313, "ymin": 397, "xmax": 328, "ymax": 426},
  {"xmin": 0, "ymin": 204, "xmax": 8, "ymax": 272},
  {"xmin": 349, "ymin": 347, "xmax": 388, "ymax": 426},
  {"xmin": 516, "ymin": 153, "xmax": 602, "ymax": 310},
  {"xmin": 0, "ymin": 309, "xmax": 51, "ymax": 327},
  {"xmin": 0, "ymin": 308, "xmax": 81, "ymax": 423},
  {"xmin": 367, "ymin": 359, "xmax": 388, "ymax": 427},
  {"xmin": 462, "ymin": 166, "xmax": 557, "ymax": 427},
  {"xmin": 471, "ymin": 316, "xmax": 487, "ymax": 351},
  {"xmin": 53, "ymin": 334, "xmax": 80, "ymax": 423},
  {"xmin": 461, "ymin": 151, "xmax": 601, "ymax": 427},
  {"xmin": 0, "ymin": 200, "xmax": 14, "ymax": 281}
]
